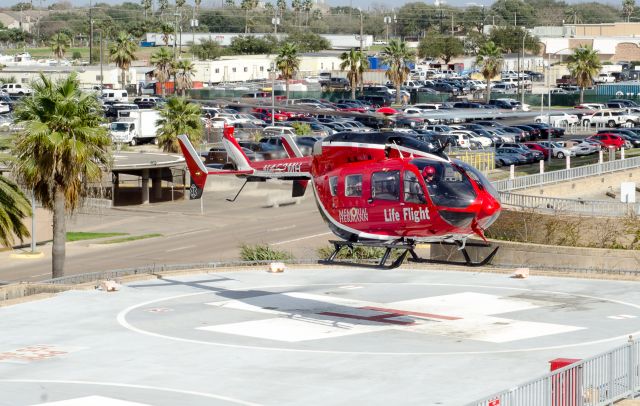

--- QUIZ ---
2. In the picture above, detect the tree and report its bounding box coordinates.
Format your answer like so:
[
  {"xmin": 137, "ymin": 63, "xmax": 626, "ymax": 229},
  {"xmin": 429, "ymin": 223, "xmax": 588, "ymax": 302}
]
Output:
[
  {"xmin": 292, "ymin": 0, "xmax": 302, "ymax": 26},
  {"xmin": 417, "ymin": 33, "xmax": 464, "ymax": 64},
  {"xmin": 11, "ymin": 73, "xmax": 111, "ymax": 278},
  {"xmin": 302, "ymin": 0, "xmax": 313, "ymax": 26},
  {"xmin": 0, "ymin": 176, "xmax": 31, "ymax": 249},
  {"xmin": 175, "ymin": 59, "xmax": 196, "ymax": 96},
  {"xmin": 11, "ymin": 2, "xmax": 33, "ymax": 10},
  {"xmin": 241, "ymin": 0, "xmax": 258, "ymax": 33},
  {"xmin": 150, "ymin": 47, "xmax": 174, "ymax": 96},
  {"xmin": 275, "ymin": 42, "xmax": 300, "ymax": 101},
  {"xmin": 156, "ymin": 97, "xmax": 203, "ymax": 153},
  {"xmin": 489, "ymin": 26, "xmax": 540, "ymax": 54},
  {"xmin": 142, "ymin": 0, "xmax": 152, "ymax": 19},
  {"xmin": 50, "ymin": 32, "xmax": 70, "ymax": 62},
  {"xmin": 225, "ymin": 0, "xmax": 235, "ymax": 7},
  {"xmin": 285, "ymin": 31, "xmax": 330, "ymax": 52},
  {"xmin": 229, "ymin": 35, "xmax": 278, "ymax": 54},
  {"xmin": 158, "ymin": 0, "xmax": 169, "ymax": 17},
  {"xmin": 568, "ymin": 46, "xmax": 601, "ymax": 104},
  {"xmin": 191, "ymin": 39, "xmax": 223, "ymax": 60},
  {"xmin": 109, "ymin": 31, "xmax": 138, "ymax": 89},
  {"xmin": 623, "ymin": 0, "xmax": 635, "ymax": 22},
  {"xmin": 277, "ymin": 0, "xmax": 286, "ymax": 14},
  {"xmin": 161, "ymin": 23, "xmax": 173, "ymax": 46},
  {"xmin": 490, "ymin": 0, "xmax": 536, "ymax": 27},
  {"xmin": 475, "ymin": 41, "xmax": 503, "ymax": 103},
  {"xmin": 381, "ymin": 39, "xmax": 414, "ymax": 105},
  {"xmin": 340, "ymin": 48, "xmax": 368, "ymax": 100}
]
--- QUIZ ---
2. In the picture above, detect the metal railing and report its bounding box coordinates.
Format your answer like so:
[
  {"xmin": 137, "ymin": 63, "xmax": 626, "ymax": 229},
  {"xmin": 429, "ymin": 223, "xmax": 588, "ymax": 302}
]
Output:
[
  {"xmin": 492, "ymin": 156, "xmax": 640, "ymax": 192},
  {"xmin": 468, "ymin": 337, "xmax": 640, "ymax": 406},
  {"xmin": 498, "ymin": 192, "xmax": 640, "ymax": 217}
]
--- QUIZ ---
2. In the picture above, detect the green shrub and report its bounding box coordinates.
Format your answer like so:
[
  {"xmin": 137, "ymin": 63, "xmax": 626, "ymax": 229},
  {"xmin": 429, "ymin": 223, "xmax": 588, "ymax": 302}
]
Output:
[
  {"xmin": 72, "ymin": 50, "xmax": 82, "ymax": 60},
  {"xmin": 240, "ymin": 244, "xmax": 293, "ymax": 261},
  {"xmin": 291, "ymin": 122, "xmax": 311, "ymax": 136},
  {"xmin": 317, "ymin": 245, "xmax": 399, "ymax": 260}
]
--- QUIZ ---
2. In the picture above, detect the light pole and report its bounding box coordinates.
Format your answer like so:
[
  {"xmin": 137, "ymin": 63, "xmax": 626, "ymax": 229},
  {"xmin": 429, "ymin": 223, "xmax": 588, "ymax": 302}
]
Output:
[
  {"xmin": 269, "ymin": 62, "xmax": 276, "ymax": 126},
  {"xmin": 545, "ymin": 46, "xmax": 573, "ymax": 163},
  {"xmin": 520, "ymin": 30, "xmax": 528, "ymax": 106},
  {"xmin": 384, "ymin": 16, "xmax": 391, "ymax": 43}
]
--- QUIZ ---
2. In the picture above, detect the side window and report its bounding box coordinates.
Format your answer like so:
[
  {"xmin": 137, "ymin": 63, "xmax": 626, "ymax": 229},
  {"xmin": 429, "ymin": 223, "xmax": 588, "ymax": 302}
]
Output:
[
  {"xmin": 371, "ymin": 170, "xmax": 400, "ymax": 201},
  {"xmin": 329, "ymin": 176, "xmax": 338, "ymax": 196},
  {"xmin": 345, "ymin": 174, "xmax": 362, "ymax": 197},
  {"xmin": 404, "ymin": 171, "xmax": 426, "ymax": 204}
]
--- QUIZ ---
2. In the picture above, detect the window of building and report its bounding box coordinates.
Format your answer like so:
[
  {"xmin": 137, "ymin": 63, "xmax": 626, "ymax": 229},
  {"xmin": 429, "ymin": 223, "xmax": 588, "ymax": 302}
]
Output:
[
  {"xmin": 403, "ymin": 171, "xmax": 426, "ymax": 203},
  {"xmin": 244, "ymin": 67, "xmax": 248, "ymax": 72},
  {"xmin": 260, "ymin": 66, "xmax": 264, "ymax": 72},
  {"xmin": 215, "ymin": 68, "xmax": 220, "ymax": 73},
  {"xmin": 371, "ymin": 171, "xmax": 400, "ymax": 201},
  {"xmin": 345, "ymin": 174, "xmax": 362, "ymax": 197},
  {"xmin": 329, "ymin": 176, "xmax": 338, "ymax": 196},
  {"xmin": 232, "ymin": 67, "xmax": 237, "ymax": 73}
]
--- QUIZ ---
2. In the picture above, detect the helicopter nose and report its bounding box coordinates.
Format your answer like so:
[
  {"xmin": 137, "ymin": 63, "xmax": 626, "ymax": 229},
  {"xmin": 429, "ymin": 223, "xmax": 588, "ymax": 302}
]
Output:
[{"xmin": 476, "ymin": 194, "xmax": 502, "ymax": 230}]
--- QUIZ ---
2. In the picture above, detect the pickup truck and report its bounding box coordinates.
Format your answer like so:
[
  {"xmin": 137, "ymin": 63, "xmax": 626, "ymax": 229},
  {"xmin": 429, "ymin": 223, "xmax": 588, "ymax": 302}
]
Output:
[
  {"xmin": 556, "ymin": 75, "xmax": 577, "ymax": 88},
  {"xmin": 319, "ymin": 77, "xmax": 351, "ymax": 91},
  {"xmin": 594, "ymin": 73, "xmax": 616, "ymax": 84}
]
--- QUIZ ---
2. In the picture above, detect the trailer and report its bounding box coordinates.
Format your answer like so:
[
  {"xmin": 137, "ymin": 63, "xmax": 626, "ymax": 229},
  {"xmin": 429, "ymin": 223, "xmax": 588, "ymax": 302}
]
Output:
[{"xmin": 109, "ymin": 109, "xmax": 161, "ymax": 146}]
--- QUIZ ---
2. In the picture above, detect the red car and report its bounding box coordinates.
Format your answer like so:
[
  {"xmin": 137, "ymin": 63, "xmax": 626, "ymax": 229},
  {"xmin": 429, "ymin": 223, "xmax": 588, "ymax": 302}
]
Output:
[
  {"xmin": 253, "ymin": 108, "xmax": 288, "ymax": 121},
  {"xmin": 586, "ymin": 133, "xmax": 625, "ymax": 149},
  {"xmin": 523, "ymin": 142, "xmax": 551, "ymax": 160}
]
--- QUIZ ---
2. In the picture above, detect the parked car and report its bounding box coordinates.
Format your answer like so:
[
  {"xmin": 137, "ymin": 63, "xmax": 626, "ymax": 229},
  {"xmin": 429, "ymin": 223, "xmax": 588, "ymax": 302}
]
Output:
[
  {"xmin": 586, "ymin": 133, "xmax": 625, "ymax": 149},
  {"xmin": 497, "ymin": 143, "xmax": 542, "ymax": 162},
  {"xmin": 495, "ymin": 147, "xmax": 533, "ymax": 164},
  {"xmin": 537, "ymin": 141, "xmax": 575, "ymax": 159},
  {"xmin": 522, "ymin": 142, "xmax": 551, "ymax": 160},
  {"xmin": 1, "ymin": 83, "xmax": 33, "ymax": 96},
  {"xmin": 582, "ymin": 110, "xmax": 632, "ymax": 127},
  {"xmin": 534, "ymin": 113, "xmax": 579, "ymax": 126},
  {"xmin": 133, "ymin": 97, "xmax": 163, "ymax": 109},
  {"xmin": 556, "ymin": 140, "xmax": 598, "ymax": 156},
  {"xmin": 320, "ymin": 77, "xmax": 351, "ymax": 91}
]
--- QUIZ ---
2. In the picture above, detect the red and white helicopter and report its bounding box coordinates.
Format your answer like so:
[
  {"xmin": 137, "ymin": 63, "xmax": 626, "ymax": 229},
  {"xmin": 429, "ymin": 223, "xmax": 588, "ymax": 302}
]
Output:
[{"xmin": 178, "ymin": 126, "xmax": 501, "ymax": 268}]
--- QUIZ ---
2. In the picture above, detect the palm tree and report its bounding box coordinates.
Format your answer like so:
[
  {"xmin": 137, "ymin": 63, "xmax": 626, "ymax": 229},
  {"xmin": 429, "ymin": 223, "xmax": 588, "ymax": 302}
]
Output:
[
  {"xmin": 475, "ymin": 41, "xmax": 503, "ymax": 103},
  {"xmin": 156, "ymin": 97, "xmax": 203, "ymax": 153},
  {"xmin": 151, "ymin": 47, "xmax": 174, "ymax": 96},
  {"xmin": 340, "ymin": 48, "xmax": 368, "ymax": 100},
  {"xmin": 109, "ymin": 31, "xmax": 138, "ymax": 90},
  {"xmin": 623, "ymin": 0, "xmax": 635, "ymax": 22},
  {"xmin": 158, "ymin": 0, "xmax": 169, "ymax": 17},
  {"xmin": 175, "ymin": 59, "xmax": 196, "ymax": 96},
  {"xmin": 161, "ymin": 23, "xmax": 173, "ymax": 46},
  {"xmin": 357, "ymin": 52, "xmax": 369, "ymax": 95},
  {"xmin": 276, "ymin": 42, "xmax": 300, "ymax": 101},
  {"xmin": 568, "ymin": 46, "xmax": 602, "ymax": 104},
  {"xmin": 0, "ymin": 176, "xmax": 31, "ymax": 248},
  {"xmin": 11, "ymin": 73, "xmax": 111, "ymax": 278},
  {"xmin": 381, "ymin": 39, "xmax": 414, "ymax": 104},
  {"xmin": 241, "ymin": 0, "xmax": 258, "ymax": 33},
  {"xmin": 142, "ymin": 0, "xmax": 153, "ymax": 19},
  {"xmin": 50, "ymin": 32, "xmax": 70, "ymax": 62}
]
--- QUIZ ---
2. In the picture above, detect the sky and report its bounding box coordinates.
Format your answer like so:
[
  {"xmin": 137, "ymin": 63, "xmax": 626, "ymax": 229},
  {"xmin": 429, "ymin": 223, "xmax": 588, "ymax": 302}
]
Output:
[{"xmin": 1, "ymin": 0, "xmax": 620, "ymax": 9}]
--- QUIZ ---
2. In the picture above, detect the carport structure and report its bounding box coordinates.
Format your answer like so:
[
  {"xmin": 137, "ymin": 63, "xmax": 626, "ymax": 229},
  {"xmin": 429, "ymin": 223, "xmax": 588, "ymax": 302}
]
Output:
[{"xmin": 111, "ymin": 152, "xmax": 185, "ymax": 205}]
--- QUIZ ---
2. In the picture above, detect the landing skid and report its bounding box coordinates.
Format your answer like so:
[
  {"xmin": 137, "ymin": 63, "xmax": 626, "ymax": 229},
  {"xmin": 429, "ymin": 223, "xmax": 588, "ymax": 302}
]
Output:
[{"xmin": 319, "ymin": 240, "xmax": 499, "ymax": 269}]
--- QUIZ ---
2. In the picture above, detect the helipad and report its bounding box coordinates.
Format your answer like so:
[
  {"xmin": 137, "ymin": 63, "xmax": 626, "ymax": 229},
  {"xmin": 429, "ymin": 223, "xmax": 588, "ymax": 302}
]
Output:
[{"xmin": 1, "ymin": 268, "xmax": 640, "ymax": 405}]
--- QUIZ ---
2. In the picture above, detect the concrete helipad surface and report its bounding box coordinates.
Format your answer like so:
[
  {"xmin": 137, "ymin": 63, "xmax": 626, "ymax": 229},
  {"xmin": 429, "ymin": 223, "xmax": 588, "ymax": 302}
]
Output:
[{"xmin": 2, "ymin": 267, "xmax": 640, "ymax": 406}]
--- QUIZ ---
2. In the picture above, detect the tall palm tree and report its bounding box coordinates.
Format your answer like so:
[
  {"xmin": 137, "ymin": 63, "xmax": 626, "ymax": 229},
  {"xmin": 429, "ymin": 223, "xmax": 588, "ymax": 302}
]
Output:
[
  {"xmin": 142, "ymin": 0, "xmax": 153, "ymax": 19},
  {"xmin": 11, "ymin": 73, "xmax": 111, "ymax": 278},
  {"xmin": 161, "ymin": 23, "xmax": 174, "ymax": 46},
  {"xmin": 0, "ymin": 176, "xmax": 31, "ymax": 248},
  {"xmin": 568, "ymin": 46, "xmax": 602, "ymax": 104},
  {"xmin": 156, "ymin": 97, "xmax": 203, "ymax": 153},
  {"xmin": 175, "ymin": 59, "xmax": 196, "ymax": 96},
  {"xmin": 50, "ymin": 32, "xmax": 70, "ymax": 62},
  {"xmin": 340, "ymin": 48, "xmax": 368, "ymax": 100},
  {"xmin": 381, "ymin": 39, "xmax": 414, "ymax": 104},
  {"xmin": 109, "ymin": 31, "xmax": 138, "ymax": 89},
  {"xmin": 241, "ymin": 0, "xmax": 258, "ymax": 33},
  {"xmin": 151, "ymin": 47, "xmax": 174, "ymax": 96},
  {"xmin": 475, "ymin": 41, "xmax": 503, "ymax": 103},
  {"xmin": 276, "ymin": 42, "xmax": 300, "ymax": 101}
]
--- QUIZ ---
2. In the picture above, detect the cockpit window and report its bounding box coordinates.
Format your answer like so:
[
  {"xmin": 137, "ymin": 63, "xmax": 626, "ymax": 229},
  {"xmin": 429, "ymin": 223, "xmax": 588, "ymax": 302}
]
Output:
[
  {"xmin": 345, "ymin": 174, "xmax": 362, "ymax": 197},
  {"xmin": 452, "ymin": 159, "xmax": 500, "ymax": 202},
  {"xmin": 372, "ymin": 170, "xmax": 400, "ymax": 201},
  {"xmin": 411, "ymin": 159, "xmax": 476, "ymax": 208},
  {"xmin": 403, "ymin": 171, "xmax": 426, "ymax": 204}
]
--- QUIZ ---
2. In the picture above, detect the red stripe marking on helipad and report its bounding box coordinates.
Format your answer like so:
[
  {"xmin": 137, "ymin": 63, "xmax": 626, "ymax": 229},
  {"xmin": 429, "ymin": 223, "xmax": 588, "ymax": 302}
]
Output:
[
  {"xmin": 318, "ymin": 312, "xmax": 416, "ymax": 326},
  {"xmin": 363, "ymin": 306, "xmax": 461, "ymax": 321}
]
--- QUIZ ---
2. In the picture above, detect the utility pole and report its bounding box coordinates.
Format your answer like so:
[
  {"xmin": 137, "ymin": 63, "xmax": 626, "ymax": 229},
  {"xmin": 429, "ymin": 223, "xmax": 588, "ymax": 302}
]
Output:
[
  {"xmin": 173, "ymin": 12, "xmax": 178, "ymax": 59},
  {"xmin": 99, "ymin": 30, "xmax": 103, "ymax": 89},
  {"xmin": 384, "ymin": 16, "xmax": 391, "ymax": 43},
  {"xmin": 451, "ymin": 14, "xmax": 454, "ymax": 36},
  {"xmin": 272, "ymin": 8, "xmax": 280, "ymax": 34},
  {"xmin": 514, "ymin": 11, "xmax": 517, "ymax": 27},
  {"xmin": 89, "ymin": 0, "xmax": 93, "ymax": 64}
]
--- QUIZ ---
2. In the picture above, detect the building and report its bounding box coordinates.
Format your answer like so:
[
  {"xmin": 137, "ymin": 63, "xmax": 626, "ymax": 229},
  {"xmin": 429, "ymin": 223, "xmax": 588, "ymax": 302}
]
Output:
[
  {"xmin": 0, "ymin": 64, "xmax": 126, "ymax": 90},
  {"xmin": 0, "ymin": 10, "xmax": 48, "ymax": 33}
]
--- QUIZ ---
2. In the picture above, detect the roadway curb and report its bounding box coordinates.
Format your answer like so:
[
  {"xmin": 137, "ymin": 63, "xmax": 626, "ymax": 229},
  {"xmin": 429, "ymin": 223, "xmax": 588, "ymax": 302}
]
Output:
[{"xmin": 9, "ymin": 251, "xmax": 44, "ymax": 259}]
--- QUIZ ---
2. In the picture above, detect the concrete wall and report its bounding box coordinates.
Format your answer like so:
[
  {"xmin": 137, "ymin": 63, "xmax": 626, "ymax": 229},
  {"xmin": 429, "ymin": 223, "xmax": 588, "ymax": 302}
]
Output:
[
  {"xmin": 571, "ymin": 22, "xmax": 640, "ymax": 37},
  {"xmin": 2, "ymin": 207, "xmax": 53, "ymax": 250},
  {"xmin": 431, "ymin": 239, "xmax": 640, "ymax": 273}
]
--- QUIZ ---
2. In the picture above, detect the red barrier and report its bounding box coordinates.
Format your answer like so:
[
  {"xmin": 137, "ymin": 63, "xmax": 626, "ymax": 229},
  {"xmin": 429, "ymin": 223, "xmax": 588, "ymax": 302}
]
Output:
[{"xmin": 549, "ymin": 358, "xmax": 581, "ymax": 406}]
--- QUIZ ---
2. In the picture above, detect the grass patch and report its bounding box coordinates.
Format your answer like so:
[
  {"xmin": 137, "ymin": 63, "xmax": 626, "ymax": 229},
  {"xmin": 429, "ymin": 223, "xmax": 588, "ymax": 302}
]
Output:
[
  {"xmin": 98, "ymin": 233, "xmax": 163, "ymax": 244},
  {"xmin": 239, "ymin": 244, "xmax": 293, "ymax": 261},
  {"xmin": 66, "ymin": 231, "xmax": 128, "ymax": 242}
]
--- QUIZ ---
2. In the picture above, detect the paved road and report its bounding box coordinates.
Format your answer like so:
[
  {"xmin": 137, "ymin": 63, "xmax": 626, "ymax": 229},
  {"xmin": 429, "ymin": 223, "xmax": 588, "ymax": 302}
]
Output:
[{"xmin": 0, "ymin": 185, "xmax": 329, "ymax": 283}]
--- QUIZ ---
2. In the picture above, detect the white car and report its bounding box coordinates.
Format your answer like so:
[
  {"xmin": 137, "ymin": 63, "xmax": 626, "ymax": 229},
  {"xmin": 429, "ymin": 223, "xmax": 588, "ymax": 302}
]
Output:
[
  {"xmin": 1, "ymin": 83, "xmax": 32, "ymax": 96},
  {"xmin": 0, "ymin": 101, "xmax": 10, "ymax": 114},
  {"xmin": 303, "ymin": 76, "xmax": 322, "ymax": 83},
  {"xmin": 578, "ymin": 103, "xmax": 605, "ymax": 110},
  {"xmin": 557, "ymin": 140, "xmax": 599, "ymax": 156},
  {"xmin": 468, "ymin": 80, "xmax": 487, "ymax": 90},
  {"xmin": 451, "ymin": 130, "xmax": 492, "ymax": 147},
  {"xmin": 534, "ymin": 113, "xmax": 580, "ymax": 126},
  {"xmin": 538, "ymin": 141, "xmax": 575, "ymax": 159}
]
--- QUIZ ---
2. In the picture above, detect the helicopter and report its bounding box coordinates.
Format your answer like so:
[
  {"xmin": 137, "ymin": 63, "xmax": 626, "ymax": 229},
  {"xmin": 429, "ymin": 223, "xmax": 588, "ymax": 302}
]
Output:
[{"xmin": 178, "ymin": 126, "xmax": 501, "ymax": 268}]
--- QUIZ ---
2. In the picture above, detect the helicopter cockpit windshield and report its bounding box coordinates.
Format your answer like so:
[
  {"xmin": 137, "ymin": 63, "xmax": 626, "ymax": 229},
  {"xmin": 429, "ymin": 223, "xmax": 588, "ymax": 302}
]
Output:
[
  {"xmin": 410, "ymin": 159, "xmax": 477, "ymax": 208},
  {"xmin": 452, "ymin": 159, "xmax": 500, "ymax": 203}
]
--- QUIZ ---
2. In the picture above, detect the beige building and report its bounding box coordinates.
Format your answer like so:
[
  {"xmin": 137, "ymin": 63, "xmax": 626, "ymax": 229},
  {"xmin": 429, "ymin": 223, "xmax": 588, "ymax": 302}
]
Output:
[{"xmin": 570, "ymin": 22, "xmax": 640, "ymax": 37}]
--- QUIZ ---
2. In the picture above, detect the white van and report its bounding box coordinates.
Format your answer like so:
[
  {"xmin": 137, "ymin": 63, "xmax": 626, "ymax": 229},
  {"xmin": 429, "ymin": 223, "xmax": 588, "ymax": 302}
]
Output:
[{"xmin": 101, "ymin": 89, "xmax": 128, "ymax": 103}]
